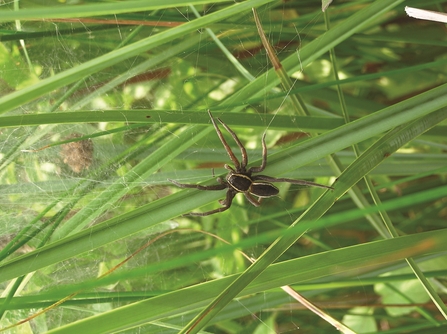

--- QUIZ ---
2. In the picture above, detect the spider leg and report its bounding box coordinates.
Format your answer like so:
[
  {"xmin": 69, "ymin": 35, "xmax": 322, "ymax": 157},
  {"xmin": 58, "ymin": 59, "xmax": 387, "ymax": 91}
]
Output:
[
  {"xmin": 247, "ymin": 132, "xmax": 267, "ymax": 173},
  {"xmin": 168, "ymin": 179, "xmax": 227, "ymax": 191},
  {"xmin": 216, "ymin": 119, "xmax": 248, "ymax": 169},
  {"xmin": 207, "ymin": 110, "xmax": 242, "ymax": 170},
  {"xmin": 243, "ymin": 192, "xmax": 262, "ymax": 207},
  {"xmin": 189, "ymin": 189, "xmax": 237, "ymax": 216},
  {"xmin": 252, "ymin": 175, "xmax": 334, "ymax": 190}
]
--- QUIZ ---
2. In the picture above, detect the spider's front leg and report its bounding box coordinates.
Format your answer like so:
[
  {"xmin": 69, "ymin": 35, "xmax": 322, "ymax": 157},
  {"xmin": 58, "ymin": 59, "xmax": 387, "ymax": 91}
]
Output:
[{"xmin": 207, "ymin": 110, "xmax": 243, "ymax": 170}]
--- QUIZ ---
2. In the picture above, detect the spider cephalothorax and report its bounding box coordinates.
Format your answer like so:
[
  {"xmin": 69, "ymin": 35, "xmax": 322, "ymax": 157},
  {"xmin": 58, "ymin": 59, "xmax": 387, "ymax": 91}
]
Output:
[{"xmin": 169, "ymin": 110, "xmax": 333, "ymax": 216}]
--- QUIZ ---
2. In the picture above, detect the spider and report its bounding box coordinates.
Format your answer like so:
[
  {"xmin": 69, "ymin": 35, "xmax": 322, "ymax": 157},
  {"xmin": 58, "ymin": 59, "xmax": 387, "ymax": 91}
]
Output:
[{"xmin": 169, "ymin": 110, "xmax": 333, "ymax": 216}]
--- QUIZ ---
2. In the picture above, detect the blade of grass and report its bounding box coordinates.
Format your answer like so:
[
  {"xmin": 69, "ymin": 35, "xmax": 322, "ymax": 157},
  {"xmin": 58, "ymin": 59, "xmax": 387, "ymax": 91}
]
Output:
[
  {"xmin": 189, "ymin": 5, "xmax": 256, "ymax": 82},
  {"xmin": 0, "ymin": 0, "xmax": 274, "ymax": 115},
  {"xmin": 252, "ymin": 9, "xmax": 354, "ymax": 332},
  {"xmin": 0, "ymin": 0, "xmax": 234, "ymax": 22},
  {"xmin": 70, "ymin": 34, "xmax": 204, "ymax": 110},
  {"xmin": 0, "ymin": 110, "xmax": 344, "ymax": 131},
  {"xmin": 324, "ymin": 7, "xmax": 447, "ymax": 318},
  {"xmin": 254, "ymin": 6, "xmax": 391, "ymax": 238},
  {"xmin": 218, "ymin": 0, "xmax": 406, "ymax": 110},
  {"xmin": 44, "ymin": 227, "xmax": 447, "ymax": 334}
]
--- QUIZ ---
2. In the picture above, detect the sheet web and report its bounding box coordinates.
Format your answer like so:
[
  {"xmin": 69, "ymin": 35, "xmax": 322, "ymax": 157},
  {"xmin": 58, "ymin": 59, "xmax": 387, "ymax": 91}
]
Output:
[{"xmin": 0, "ymin": 3, "xmax": 343, "ymax": 333}]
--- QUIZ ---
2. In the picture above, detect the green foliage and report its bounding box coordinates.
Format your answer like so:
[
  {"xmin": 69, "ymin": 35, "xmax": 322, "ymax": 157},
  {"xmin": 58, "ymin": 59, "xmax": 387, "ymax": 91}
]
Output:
[{"xmin": 1, "ymin": 0, "xmax": 447, "ymax": 333}]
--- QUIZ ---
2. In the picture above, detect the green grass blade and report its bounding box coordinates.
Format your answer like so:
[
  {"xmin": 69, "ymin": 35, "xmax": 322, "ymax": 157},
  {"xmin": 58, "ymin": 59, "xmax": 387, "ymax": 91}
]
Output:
[
  {"xmin": 45, "ymin": 227, "xmax": 447, "ymax": 333},
  {"xmin": 0, "ymin": 0, "xmax": 274, "ymax": 115},
  {"xmin": 0, "ymin": 0, "xmax": 233, "ymax": 22}
]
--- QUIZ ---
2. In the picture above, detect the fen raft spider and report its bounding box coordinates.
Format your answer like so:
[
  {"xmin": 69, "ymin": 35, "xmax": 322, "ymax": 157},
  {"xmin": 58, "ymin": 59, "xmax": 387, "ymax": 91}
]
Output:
[{"xmin": 169, "ymin": 110, "xmax": 333, "ymax": 216}]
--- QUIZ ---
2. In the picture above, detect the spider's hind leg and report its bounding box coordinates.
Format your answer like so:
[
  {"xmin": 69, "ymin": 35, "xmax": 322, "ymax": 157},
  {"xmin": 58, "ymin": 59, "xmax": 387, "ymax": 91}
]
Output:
[
  {"xmin": 253, "ymin": 175, "xmax": 334, "ymax": 190},
  {"xmin": 243, "ymin": 192, "xmax": 262, "ymax": 207}
]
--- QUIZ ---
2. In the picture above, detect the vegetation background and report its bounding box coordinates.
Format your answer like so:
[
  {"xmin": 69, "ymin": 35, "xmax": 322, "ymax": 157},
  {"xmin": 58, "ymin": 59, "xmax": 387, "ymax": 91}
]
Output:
[{"xmin": 0, "ymin": 0, "xmax": 447, "ymax": 333}]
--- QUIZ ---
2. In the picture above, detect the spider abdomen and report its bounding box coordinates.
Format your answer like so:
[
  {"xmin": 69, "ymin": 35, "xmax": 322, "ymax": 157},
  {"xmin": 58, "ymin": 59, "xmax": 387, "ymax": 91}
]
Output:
[{"xmin": 250, "ymin": 182, "xmax": 279, "ymax": 198}]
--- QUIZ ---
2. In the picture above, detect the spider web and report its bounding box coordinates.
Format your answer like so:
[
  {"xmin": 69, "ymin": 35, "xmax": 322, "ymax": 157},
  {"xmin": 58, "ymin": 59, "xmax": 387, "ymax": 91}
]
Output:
[{"xmin": 0, "ymin": 2, "xmax": 367, "ymax": 333}]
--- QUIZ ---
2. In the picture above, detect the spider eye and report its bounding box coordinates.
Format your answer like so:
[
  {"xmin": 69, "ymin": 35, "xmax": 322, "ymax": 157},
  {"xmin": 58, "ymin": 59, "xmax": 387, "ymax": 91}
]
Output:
[{"xmin": 250, "ymin": 182, "xmax": 279, "ymax": 198}]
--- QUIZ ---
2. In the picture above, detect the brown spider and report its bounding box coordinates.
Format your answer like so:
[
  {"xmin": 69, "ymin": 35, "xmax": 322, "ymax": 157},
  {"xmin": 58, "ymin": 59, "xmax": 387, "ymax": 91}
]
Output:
[{"xmin": 169, "ymin": 110, "xmax": 333, "ymax": 216}]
